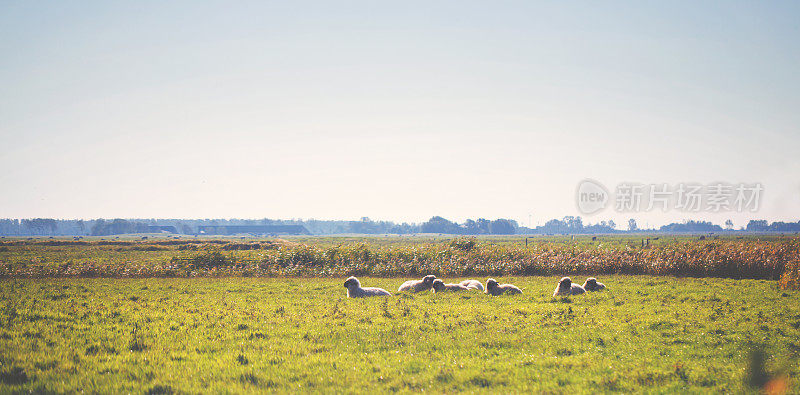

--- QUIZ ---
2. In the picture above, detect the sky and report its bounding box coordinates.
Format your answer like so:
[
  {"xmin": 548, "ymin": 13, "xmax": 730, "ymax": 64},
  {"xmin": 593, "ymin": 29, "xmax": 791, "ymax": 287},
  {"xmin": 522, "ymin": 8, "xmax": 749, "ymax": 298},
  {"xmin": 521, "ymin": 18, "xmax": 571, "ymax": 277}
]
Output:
[{"xmin": 1, "ymin": 1, "xmax": 799, "ymax": 228}]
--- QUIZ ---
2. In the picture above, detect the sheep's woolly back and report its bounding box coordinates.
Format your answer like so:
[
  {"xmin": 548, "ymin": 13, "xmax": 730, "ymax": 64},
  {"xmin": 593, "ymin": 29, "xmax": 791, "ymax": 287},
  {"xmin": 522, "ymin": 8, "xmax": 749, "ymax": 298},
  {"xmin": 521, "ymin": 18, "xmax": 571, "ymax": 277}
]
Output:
[
  {"xmin": 432, "ymin": 279, "xmax": 470, "ymax": 293},
  {"xmin": 582, "ymin": 277, "xmax": 606, "ymax": 292},
  {"xmin": 553, "ymin": 276, "xmax": 586, "ymax": 297},
  {"xmin": 398, "ymin": 275, "xmax": 437, "ymax": 293},
  {"xmin": 570, "ymin": 284, "xmax": 586, "ymax": 295},
  {"xmin": 485, "ymin": 278, "xmax": 522, "ymax": 296},
  {"xmin": 344, "ymin": 276, "xmax": 391, "ymax": 298},
  {"xmin": 459, "ymin": 279, "xmax": 484, "ymax": 291}
]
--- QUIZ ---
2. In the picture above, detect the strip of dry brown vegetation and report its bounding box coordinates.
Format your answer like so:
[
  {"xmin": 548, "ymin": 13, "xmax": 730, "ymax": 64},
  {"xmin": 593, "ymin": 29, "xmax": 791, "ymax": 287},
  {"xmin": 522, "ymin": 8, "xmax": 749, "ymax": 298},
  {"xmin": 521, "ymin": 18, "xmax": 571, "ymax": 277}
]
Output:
[{"xmin": 1, "ymin": 237, "xmax": 798, "ymax": 281}]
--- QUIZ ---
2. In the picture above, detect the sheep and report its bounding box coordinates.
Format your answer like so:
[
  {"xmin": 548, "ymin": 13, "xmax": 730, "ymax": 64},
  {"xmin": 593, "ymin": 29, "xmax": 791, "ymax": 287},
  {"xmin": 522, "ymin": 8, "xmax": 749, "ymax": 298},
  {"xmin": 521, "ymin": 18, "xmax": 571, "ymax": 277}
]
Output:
[
  {"xmin": 553, "ymin": 277, "xmax": 586, "ymax": 297},
  {"xmin": 485, "ymin": 278, "xmax": 522, "ymax": 296},
  {"xmin": 343, "ymin": 276, "xmax": 391, "ymax": 298},
  {"xmin": 459, "ymin": 279, "xmax": 484, "ymax": 291},
  {"xmin": 582, "ymin": 277, "xmax": 606, "ymax": 292},
  {"xmin": 397, "ymin": 275, "xmax": 437, "ymax": 293},
  {"xmin": 431, "ymin": 279, "xmax": 471, "ymax": 293}
]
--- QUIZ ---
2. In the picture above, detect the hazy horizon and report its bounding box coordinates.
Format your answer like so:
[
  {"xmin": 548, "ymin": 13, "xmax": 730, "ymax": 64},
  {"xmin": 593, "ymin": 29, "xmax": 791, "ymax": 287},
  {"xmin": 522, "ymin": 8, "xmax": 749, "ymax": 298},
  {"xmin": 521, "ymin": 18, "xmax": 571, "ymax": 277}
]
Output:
[
  {"xmin": 2, "ymin": 2, "xmax": 799, "ymax": 228},
  {"xmin": 0, "ymin": 215, "xmax": 796, "ymax": 230}
]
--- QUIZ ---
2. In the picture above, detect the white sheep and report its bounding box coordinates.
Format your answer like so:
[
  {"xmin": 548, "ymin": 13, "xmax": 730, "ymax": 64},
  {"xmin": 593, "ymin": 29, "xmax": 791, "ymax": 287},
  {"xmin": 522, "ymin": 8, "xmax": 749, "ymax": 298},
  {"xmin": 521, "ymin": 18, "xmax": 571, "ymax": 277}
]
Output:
[
  {"xmin": 431, "ymin": 279, "xmax": 470, "ymax": 293},
  {"xmin": 582, "ymin": 277, "xmax": 606, "ymax": 292},
  {"xmin": 485, "ymin": 278, "xmax": 522, "ymax": 296},
  {"xmin": 398, "ymin": 275, "xmax": 436, "ymax": 293},
  {"xmin": 343, "ymin": 276, "xmax": 391, "ymax": 298},
  {"xmin": 459, "ymin": 279, "xmax": 484, "ymax": 291},
  {"xmin": 553, "ymin": 277, "xmax": 586, "ymax": 297}
]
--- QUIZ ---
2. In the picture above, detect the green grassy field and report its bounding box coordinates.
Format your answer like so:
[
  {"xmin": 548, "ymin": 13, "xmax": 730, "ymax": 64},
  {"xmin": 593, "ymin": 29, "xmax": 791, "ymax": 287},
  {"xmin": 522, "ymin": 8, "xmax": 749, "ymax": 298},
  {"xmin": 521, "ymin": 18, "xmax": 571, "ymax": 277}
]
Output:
[{"xmin": 1, "ymin": 276, "xmax": 798, "ymax": 393}]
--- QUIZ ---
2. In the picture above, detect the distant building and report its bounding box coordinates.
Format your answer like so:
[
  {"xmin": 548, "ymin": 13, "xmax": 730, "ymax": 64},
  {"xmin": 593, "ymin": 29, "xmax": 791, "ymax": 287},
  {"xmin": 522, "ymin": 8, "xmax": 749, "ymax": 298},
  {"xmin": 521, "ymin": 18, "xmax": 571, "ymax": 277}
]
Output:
[{"xmin": 196, "ymin": 225, "xmax": 310, "ymax": 236}]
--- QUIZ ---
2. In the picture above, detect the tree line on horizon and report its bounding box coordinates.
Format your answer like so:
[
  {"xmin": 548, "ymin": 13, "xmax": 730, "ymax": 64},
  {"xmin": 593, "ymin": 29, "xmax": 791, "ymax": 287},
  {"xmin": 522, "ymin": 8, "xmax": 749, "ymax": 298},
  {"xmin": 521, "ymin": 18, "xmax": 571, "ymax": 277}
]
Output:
[{"xmin": 0, "ymin": 217, "xmax": 798, "ymax": 237}]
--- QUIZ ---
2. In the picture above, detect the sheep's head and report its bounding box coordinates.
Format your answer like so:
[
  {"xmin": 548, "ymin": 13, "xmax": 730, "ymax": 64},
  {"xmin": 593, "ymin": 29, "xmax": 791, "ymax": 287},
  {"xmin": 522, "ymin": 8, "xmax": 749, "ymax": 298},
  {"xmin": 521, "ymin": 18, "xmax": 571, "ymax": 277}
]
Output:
[
  {"xmin": 486, "ymin": 278, "xmax": 498, "ymax": 290},
  {"xmin": 559, "ymin": 277, "xmax": 572, "ymax": 289},
  {"xmin": 584, "ymin": 277, "xmax": 600, "ymax": 291},
  {"xmin": 432, "ymin": 279, "xmax": 445, "ymax": 291},
  {"xmin": 344, "ymin": 276, "xmax": 360, "ymax": 289},
  {"xmin": 422, "ymin": 275, "xmax": 436, "ymax": 285}
]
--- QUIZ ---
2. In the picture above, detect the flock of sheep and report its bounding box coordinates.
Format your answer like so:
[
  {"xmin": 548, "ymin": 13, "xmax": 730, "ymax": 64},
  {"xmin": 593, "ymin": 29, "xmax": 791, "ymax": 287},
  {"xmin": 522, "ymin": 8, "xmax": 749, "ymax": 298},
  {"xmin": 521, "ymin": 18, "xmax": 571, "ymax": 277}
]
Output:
[{"xmin": 343, "ymin": 275, "xmax": 605, "ymax": 298}]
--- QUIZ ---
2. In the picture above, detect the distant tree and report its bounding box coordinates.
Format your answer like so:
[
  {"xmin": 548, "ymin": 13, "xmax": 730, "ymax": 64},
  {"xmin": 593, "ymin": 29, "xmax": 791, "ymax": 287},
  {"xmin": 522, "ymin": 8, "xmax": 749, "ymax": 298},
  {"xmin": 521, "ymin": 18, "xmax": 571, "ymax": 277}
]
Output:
[
  {"xmin": 0, "ymin": 219, "xmax": 20, "ymax": 236},
  {"xmin": 540, "ymin": 218, "xmax": 567, "ymax": 234},
  {"xmin": 90, "ymin": 219, "xmax": 148, "ymax": 235},
  {"xmin": 489, "ymin": 219, "xmax": 516, "ymax": 235},
  {"xmin": 22, "ymin": 218, "xmax": 57, "ymax": 235},
  {"xmin": 585, "ymin": 220, "xmax": 617, "ymax": 233},
  {"xmin": 349, "ymin": 219, "xmax": 381, "ymax": 234},
  {"xmin": 476, "ymin": 219, "xmax": 491, "ymax": 234},
  {"xmin": 628, "ymin": 219, "xmax": 639, "ymax": 232},
  {"xmin": 463, "ymin": 219, "xmax": 481, "ymax": 234},
  {"xmin": 108, "ymin": 219, "xmax": 132, "ymax": 235},
  {"xmin": 746, "ymin": 220, "xmax": 769, "ymax": 232},
  {"xmin": 563, "ymin": 216, "xmax": 584, "ymax": 231},
  {"xmin": 421, "ymin": 216, "xmax": 462, "ymax": 234},
  {"xmin": 389, "ymin": 222, "xmax": 418, "ymax": 234},
  {"xmin": 768, "ymin": 221, "xmax": 800, "ymax": 232},
  {"xmin": 600, "ymin": 220, "xmax": 616, "ymax": 230},
  {"xmin": 725, "ymin": 219, "xmax": 734, "ymax": 230},
  {"xmin": 659, "ymin": 220, "xmax": 722, "ymax": 233},
  {"xmin": 91, "ymin": 219, "xmax": 106, "ymax": 236}
]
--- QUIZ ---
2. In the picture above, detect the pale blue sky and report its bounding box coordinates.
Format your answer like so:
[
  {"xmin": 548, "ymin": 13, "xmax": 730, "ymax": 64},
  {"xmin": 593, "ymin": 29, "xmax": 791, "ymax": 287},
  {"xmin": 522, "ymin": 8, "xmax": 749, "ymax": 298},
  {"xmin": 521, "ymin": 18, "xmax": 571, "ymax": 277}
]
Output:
[{"xmin": 1, "ymin": 1, "xmax": 799, "ymax": 227}]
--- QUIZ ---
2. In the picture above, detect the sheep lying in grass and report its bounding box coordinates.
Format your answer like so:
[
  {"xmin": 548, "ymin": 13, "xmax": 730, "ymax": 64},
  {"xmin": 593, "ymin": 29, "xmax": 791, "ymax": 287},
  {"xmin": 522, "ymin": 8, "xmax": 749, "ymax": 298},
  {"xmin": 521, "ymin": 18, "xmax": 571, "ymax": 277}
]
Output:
[
  {"xmin": 398, "ymin": 275, "xmax": 436, "ymax": 293},
  {"xmin": 431, "ymin": 279, "xmax": 470, "ymax": 293},
  {"xmin": 485, "ymin": 278, "xmax": 522, "ymax": 296},
  {"xmin": 582, "ymin": 277, "xmax": 606, "ymax": 292},
  {"xmin": 553, "ymin": 277, "xmax": 586, "ymax": 297},
  {"xmin": 459, "ymin": 279, "xmax": 484, "ymax": 291},
  {"xmin": 343, "ymin": 277, "xmax": 391, "ymax": 298}
]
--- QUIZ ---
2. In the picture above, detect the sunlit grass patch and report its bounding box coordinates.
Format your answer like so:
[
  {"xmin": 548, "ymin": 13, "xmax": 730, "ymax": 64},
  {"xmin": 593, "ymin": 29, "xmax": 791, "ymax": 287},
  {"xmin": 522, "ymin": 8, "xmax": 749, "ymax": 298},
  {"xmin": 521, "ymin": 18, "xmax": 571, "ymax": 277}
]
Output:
[{"xmin": 0, "ymin": 276, "xmax": 797, "ymax": 392}]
